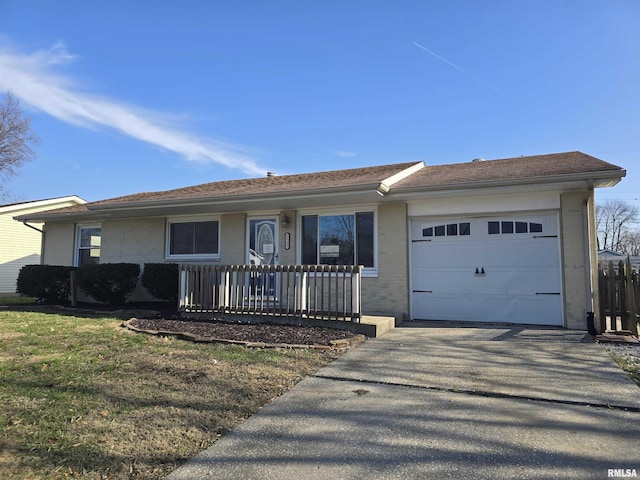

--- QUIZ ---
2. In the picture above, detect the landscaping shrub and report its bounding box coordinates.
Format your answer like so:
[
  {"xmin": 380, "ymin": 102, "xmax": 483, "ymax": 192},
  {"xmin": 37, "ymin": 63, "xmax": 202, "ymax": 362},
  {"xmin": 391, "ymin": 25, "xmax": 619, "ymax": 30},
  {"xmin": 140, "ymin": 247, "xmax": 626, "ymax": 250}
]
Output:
[
  {"xmin": 141, "ymin": 263, "xmax": 179, "ymax": 303},
  {"xmin": 16, "ymin": 265, "xmax": 76, "ymax": 304},
  {"xmin": 77, "ymin": 263, "xmax": 140, "ymax": 305}
]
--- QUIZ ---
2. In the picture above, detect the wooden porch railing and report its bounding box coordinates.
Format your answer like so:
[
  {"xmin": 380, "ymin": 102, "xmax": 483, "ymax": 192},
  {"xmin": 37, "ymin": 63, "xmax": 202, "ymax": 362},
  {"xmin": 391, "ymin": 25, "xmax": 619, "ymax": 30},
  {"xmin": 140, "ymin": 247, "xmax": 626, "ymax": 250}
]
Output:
[
  {"xmin": 598, "ymin": 259, "xmax": 640, "ymax": 334},
  {"xmin": 178, "ymin": 264, "xmax": 362, "ymax": 322}
]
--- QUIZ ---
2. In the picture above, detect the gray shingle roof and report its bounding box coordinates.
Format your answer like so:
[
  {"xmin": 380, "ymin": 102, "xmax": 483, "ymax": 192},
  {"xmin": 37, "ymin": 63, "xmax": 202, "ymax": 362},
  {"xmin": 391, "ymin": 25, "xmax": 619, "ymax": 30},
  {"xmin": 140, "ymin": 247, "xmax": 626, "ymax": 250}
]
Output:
[
  {"xmin": 393, "ymin": 151, "xmax": 621, "ymax": 190},
  {"xmin": 90, "ymin": 161, "xmax": 419, "ymax": 207}
]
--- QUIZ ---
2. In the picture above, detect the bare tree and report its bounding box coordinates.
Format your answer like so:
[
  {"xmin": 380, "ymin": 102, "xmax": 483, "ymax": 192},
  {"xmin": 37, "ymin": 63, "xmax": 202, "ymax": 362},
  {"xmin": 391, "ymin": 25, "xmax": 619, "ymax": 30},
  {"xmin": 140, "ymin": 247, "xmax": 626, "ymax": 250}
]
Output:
[
  {"xmin": 596, "ymin": 200, "xmax": 639, "ymax": 252},
  {"xmin": 0, "ymin": 91, "xmax": 39, "ymax": 197},
  {"xmin": 620, "ymin": 230, "xmax": 640, "ymax": 256}
]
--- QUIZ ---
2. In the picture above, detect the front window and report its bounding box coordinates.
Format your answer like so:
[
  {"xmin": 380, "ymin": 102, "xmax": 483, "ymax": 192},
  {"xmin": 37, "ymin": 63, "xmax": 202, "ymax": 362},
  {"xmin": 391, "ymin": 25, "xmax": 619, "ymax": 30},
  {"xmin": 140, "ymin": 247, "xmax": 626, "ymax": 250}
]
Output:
[
  {"xmin": 167, "ymin": 219, "xmax": 219, "ymax": 257},
  {"xmin": 77, "ymin": 226, "xmax": 101, "ymax": 266},
  {"xmin": 301, "ymin": 212, "xmax": 375, "ymax": 268}
]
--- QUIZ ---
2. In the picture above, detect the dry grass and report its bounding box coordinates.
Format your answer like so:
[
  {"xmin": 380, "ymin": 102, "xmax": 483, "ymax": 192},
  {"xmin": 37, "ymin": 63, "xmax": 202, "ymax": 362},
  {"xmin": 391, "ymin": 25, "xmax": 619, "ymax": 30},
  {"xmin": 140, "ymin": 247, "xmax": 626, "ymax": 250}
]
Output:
[{"xmin": 0, "ymin": 309, "xmax": 338, "ymax": 479}]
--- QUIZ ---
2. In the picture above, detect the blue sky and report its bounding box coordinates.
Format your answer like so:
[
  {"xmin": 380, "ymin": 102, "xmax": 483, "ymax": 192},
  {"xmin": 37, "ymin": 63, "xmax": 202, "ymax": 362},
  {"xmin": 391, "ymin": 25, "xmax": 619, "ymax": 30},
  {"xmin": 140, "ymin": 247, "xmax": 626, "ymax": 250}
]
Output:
[{"xmin": 0, "ymin": 0, "xmax": 638, "ymax": 205}]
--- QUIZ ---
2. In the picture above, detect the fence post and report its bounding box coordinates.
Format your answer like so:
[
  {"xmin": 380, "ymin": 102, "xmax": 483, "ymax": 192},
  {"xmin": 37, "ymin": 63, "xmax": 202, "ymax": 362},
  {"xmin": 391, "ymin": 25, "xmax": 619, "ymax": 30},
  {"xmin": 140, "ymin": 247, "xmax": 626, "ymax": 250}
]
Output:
[
  {"xmin": 635, "ymin": 268, "xmax": 640, "ymax": 336},
  {"xmin": 597, "ymin": 263, "xmax": 606, "ymax": 333},
  {"xmin": 607, "ymin": 261, "xmax": 616, "ymax": 331},
  {"xmin": 625, "ymin": 258, "xmax": 638, "ymax": 334}
]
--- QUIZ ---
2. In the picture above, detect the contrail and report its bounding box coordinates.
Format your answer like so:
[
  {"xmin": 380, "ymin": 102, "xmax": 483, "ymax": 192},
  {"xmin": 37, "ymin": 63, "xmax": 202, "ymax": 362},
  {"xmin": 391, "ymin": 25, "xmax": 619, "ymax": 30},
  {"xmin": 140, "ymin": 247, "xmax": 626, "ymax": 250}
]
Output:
[
  {"xmin": 413, "ymin": 41, "xmax": 473, "ymax": 77},
  {"xmin": 413, "ymin": 41, "xmax": 500, "ymax": 93}
]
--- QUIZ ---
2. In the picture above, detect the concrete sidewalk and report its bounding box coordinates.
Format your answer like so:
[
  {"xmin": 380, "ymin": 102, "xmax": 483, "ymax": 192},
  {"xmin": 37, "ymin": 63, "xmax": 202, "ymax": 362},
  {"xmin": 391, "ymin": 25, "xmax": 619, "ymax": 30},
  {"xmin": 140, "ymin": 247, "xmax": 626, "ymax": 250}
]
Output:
[{"xmin": 166, "ymin": 324, "xmax": 640, "ymax": 480}]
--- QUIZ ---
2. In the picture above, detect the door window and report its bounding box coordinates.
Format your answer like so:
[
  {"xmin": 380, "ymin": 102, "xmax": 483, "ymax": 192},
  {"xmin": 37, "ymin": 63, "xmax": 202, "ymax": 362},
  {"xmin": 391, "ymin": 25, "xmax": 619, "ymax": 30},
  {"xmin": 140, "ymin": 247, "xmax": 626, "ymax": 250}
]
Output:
[{"xmin": 249, "ymin": 219, "xmax": 277, "ymax": 265}]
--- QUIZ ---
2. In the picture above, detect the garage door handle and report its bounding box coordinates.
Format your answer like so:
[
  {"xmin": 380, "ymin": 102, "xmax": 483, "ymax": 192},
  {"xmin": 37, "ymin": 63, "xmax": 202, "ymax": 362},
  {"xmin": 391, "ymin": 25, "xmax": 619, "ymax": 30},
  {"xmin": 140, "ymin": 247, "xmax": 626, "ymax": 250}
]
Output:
[
  {"xmin": 412, "ymin": 290, "xmax": 433, "ymax": 293},
  {"xmin": 536, "ymin": 292, "xmax": 560, "ymax": 295},
  {"xmin": 474, "ymin": 268, "xmax": 486, "ymax": 277}
]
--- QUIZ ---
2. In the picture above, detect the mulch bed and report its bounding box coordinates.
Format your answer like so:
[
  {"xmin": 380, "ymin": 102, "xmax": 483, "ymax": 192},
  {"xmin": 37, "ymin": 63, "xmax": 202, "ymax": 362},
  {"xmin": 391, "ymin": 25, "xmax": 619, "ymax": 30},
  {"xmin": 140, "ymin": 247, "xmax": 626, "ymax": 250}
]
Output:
[{"xmin": 125, "ymin": 318, "xmax": 364, "ymax": 349}]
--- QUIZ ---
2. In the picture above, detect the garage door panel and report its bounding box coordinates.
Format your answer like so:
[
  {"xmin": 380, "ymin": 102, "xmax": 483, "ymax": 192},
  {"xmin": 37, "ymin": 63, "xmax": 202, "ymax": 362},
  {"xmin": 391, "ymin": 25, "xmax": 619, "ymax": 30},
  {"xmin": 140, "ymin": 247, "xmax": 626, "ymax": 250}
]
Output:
[
  {"xmin": 484, "ymin": 239, "xmax": 559, "ymax": 268},
  {"xmin": 485, "ymin": 294, "xmax": 562, "ymax": 325},
  {"xmin": 411, "ymin": 242, "xmax": 481, "ymax": 269},
  {"xmin": 412, "ymin": 268, "xmax": 477, "ymax": 294},
  {"xmin": 480, "ymin": 268, "xmax": 561, "ymax": 295},
  {"xmin": 413, "ymin": 293, "xmax": 562, "ymax": 325},
  {"xmin": 410, "ymin": 214, "xmax": 563, "ymax": 326},
  {"xmin": 412, "ymin": 293, "xmax": 488, "ymax": 322}
]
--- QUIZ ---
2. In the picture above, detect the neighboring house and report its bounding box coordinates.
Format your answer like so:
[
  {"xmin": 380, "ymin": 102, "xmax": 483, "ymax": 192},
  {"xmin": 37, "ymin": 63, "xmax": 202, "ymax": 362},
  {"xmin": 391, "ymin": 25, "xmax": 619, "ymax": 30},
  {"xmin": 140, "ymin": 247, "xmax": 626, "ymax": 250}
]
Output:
[
  {"xmin": 16, "ymin": 151, "xmax": 625, "ymax": 330},
  {"xmin": 598, "ymin": 249, "xmax": 640, "ymax": 271},
  {"xmin": 0, "ymin": 196, "xmax": 87, "ymax": 293}
]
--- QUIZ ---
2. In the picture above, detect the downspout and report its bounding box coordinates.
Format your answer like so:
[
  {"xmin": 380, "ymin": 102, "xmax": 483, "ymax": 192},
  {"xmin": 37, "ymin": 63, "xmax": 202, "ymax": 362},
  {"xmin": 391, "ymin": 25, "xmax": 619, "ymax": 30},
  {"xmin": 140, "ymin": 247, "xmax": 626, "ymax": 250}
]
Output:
[
  {"xmin": 22, "ymin": 220, "xmax": 43, "ymax": 233},
  {"xmin": 22, "ymin": 221, "xmax": 45, "ymax": 263},
  {"xmin": 583, "ymin": 179, "xmax": 597, "ymax": 334}
]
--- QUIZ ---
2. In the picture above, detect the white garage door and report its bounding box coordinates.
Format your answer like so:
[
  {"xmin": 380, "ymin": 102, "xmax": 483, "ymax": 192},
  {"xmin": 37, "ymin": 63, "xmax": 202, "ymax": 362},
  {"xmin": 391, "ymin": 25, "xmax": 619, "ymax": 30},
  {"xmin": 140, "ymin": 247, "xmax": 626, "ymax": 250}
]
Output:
[{"xmin": 410, "ymin": 214, "xmax": 562, "ymax": 326}]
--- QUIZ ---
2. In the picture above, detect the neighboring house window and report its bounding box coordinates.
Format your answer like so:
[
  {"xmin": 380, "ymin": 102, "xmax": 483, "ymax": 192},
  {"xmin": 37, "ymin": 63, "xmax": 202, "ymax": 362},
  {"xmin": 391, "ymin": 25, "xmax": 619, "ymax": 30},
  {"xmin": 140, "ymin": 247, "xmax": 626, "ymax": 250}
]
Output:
[
  {"xmin": 301, "ymin": 211, "xmax": 375, "ymax": 269},
  {"xmin": 166, "ymin": 217, "xmax": 220, "ymax": 258},
  {"xmin": 76, "ymin": 226, "xmax": 101, "ymax": 266}
]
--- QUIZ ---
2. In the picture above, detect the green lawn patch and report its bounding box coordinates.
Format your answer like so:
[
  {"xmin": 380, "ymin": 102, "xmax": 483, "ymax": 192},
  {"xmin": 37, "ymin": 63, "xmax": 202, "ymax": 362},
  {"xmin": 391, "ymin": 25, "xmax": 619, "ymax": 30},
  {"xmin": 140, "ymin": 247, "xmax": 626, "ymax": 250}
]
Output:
[
  {"xmin": 0, "ymin": 309, "xmax": 336, "ymax": 479},
  {"xmin": 0, "ymin": 293, "xmax": 38, "ymax": 305}
]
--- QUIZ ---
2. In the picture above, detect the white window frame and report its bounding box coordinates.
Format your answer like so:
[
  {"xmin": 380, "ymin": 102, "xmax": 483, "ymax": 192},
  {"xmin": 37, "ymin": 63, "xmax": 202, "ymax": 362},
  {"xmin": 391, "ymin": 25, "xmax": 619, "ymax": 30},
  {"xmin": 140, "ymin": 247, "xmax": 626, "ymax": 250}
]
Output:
[
  {"xmin": 165, "ymin": 215, "xmax": 221, "ymax": 261},
  {"xmin": 74, "ymin": 224, "xmax": 102, "ymax": 267},
  {"xmin": 297, "ymin": 206, "xmax": 378, "ymax": 277}
]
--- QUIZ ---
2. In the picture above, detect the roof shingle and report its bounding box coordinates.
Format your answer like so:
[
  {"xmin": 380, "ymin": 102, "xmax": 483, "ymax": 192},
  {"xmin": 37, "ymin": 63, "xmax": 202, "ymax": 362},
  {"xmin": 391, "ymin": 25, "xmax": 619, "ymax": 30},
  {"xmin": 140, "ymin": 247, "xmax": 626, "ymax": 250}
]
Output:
[
  {"xmin": 90, "ymin": 161, "xmax": 419, "ymax": 207},
  {"xmin": 394, "ymin": 151, "xmax": 621, "ymax": 189}
]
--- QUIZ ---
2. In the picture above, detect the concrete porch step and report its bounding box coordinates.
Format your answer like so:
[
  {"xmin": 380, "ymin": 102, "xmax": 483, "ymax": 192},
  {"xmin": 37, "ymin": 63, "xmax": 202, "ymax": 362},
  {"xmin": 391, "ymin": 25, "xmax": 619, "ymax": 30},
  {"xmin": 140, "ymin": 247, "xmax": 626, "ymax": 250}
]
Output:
[{"xmin": 358, "ymin": 315, "xmax": 396, "ymax": 338}]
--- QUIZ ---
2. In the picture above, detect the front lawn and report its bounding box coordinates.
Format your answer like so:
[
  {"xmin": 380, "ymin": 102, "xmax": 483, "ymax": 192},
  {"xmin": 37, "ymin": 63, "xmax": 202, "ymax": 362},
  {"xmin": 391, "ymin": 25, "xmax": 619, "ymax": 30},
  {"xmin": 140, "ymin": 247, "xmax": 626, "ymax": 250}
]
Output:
[
  {"xmin": 0, "ymin": 293, "xmax": 37, "ymax": 305},
  {"xmin": 0, "ymin": 309, "xmax": 336, "ymax": 479}
]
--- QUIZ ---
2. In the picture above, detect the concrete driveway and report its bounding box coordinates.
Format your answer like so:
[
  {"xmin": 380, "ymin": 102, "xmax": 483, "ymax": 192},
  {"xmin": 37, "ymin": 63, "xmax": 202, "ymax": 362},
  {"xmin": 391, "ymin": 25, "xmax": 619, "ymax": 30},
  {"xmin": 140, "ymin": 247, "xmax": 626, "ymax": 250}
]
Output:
[{"xmin": 167, "ymin": 323, "xmax": 640, "ymax": 480}]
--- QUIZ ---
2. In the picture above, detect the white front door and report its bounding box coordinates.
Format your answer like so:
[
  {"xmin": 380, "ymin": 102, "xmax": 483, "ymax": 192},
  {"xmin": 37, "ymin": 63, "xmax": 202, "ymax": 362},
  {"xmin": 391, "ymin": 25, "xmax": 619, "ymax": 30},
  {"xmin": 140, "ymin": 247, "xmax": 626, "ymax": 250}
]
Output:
[{"xmin": 410, "ymin": 213, "xmax": 563, "ymax": 326}]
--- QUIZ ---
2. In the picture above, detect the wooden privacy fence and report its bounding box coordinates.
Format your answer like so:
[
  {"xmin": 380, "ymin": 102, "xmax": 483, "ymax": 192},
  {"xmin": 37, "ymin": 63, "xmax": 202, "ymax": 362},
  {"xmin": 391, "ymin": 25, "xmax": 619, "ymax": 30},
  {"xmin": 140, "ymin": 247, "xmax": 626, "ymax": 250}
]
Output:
[
  {"xmin": 179, "ymin": 264, "xmax": 363, "ymax": 322},
  {"xmin": 598, "ymin": 259, "xmax": 640, "ymax": 333}
]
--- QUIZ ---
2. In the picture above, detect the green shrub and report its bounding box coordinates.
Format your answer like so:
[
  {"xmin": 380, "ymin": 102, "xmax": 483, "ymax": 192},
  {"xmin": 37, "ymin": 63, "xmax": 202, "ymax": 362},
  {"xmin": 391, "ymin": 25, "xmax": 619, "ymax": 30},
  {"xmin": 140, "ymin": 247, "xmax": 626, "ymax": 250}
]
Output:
[
  {"xmin": 141, "ymin": 263, "xmax": 179, "ymax": 303},
  {"xmin": 77, "ymin": 263, "xmax": 140, "ymax": 305},
  {"xmin": 16, "ymin": 265, "xmax": 76, "ymax": 304}
]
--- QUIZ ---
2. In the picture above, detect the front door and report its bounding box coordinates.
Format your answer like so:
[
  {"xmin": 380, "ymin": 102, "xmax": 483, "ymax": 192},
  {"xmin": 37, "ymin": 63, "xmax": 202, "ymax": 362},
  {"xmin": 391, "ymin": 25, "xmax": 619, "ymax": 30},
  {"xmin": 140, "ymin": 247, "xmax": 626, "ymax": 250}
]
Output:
[
  {"xmin": 247, "ymin": 218, "xmax": 278, "ymax": 266},
  {"xmin": 247, "ymin": 218, "xmax": 278, "ymax": 298}
]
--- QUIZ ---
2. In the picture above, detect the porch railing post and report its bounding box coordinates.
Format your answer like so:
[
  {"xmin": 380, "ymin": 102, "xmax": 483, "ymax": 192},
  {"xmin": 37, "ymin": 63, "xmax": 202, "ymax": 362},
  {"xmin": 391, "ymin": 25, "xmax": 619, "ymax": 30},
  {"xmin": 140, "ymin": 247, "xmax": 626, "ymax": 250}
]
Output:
[
  {"xmin": 352, "ymin": 265, "xmax": 362, "ymax": 322},
  {"xmin": 297, "ymin": 266, "xmax": 307, "ymax": 315},
  {"xmin": 178, "ymin": 265, "xmax": 187, "ymax": 310}
]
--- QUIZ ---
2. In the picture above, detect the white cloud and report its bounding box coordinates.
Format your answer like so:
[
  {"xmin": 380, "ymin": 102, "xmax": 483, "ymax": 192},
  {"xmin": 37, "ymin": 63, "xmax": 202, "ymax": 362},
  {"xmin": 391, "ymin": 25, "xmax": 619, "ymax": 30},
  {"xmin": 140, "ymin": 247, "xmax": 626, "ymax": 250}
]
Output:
[
  {"xmin": 334, "ymin": 149, "xmax": 358, "ymax": 158},
  {"xmin": 0, "ymin": 41, "xmax": 266, "ymax": 176}
]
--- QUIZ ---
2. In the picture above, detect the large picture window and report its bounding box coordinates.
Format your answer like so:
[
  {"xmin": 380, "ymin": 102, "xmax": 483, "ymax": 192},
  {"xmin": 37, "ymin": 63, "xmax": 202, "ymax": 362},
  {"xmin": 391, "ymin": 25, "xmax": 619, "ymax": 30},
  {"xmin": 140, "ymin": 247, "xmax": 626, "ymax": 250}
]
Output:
[
  {"xmin": 167, "ymin": 219, "xmax": 219, "ymax": 257},
  {"xmin": 301, "ymin": 211, "xmax": 375, "ymax": 268}
]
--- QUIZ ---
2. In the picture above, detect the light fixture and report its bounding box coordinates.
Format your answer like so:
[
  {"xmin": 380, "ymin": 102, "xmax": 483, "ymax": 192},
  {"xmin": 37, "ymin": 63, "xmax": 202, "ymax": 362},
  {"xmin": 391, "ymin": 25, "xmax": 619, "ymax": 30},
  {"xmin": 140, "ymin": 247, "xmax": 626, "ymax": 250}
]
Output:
[{"xmin": 281, "ymin": 214, "xmax": 290, "ymax": 228}]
